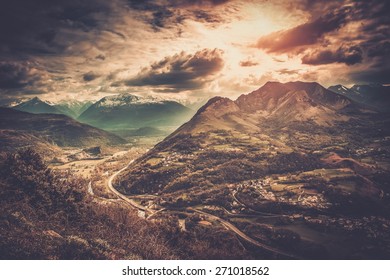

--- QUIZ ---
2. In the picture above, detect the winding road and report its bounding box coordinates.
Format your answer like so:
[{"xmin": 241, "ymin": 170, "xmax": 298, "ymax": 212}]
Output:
[
  {"xmin": 189, "ymin": 208, "xmax": 297, "ymax": 259},
  {"xmin": 105, "ymin": 158, "xmax": 297, "ymax": 259},
  {"xmin": 107, "ymin": 160, "xmax": 153, "ymax": 214}
]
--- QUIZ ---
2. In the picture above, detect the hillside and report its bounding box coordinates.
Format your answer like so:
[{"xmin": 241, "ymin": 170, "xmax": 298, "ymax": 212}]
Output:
[
  {"xmin": 78, "ymin": 93, "xmax": 193, "ymax": 130},
  {"xmin": 0, "ymin": 129, "xmax": 61, "ymax": 159},
  {"xmin": 114, "ymin": 81, "xmax": 390, "ymax": 259},
  {"xmin": 0, "ymin": 149, "xmax": 250, "ymax": 259},
  {"xmin": 0, "ymin": 107, "xmax": 126, "ymax": 147}
]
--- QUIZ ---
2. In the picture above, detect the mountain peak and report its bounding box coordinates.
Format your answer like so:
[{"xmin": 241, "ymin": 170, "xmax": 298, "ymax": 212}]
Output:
[
  {"xmin": 180, "ymin": 80, "xmax": 357, "ymax": 133},
  {"xmin": 97, "ymin": 93, "xmax": 169, "ymax": 108},
  {"xmin": 195, "ymin": 96, "xmax": 239, "ymax": 118},
  {"xmin": 235, "ymin": 80, "xmax": 341, "ymax": 113},
  {"xmin": 30, "ymin": 96, "xmax": 41, "ymax": 101},
  {"xmin": 13, "ymin": 97, "xmax": 63, "ymax": 115},
  {"xmin": 27, "ymin": 96, "xmax": 46, "ymax": 104}
]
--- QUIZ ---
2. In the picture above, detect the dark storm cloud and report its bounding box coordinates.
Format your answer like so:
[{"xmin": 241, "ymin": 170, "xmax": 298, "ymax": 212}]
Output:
[
  {"xmin": 125, "ymin": 0, "xmax": 231, "ymax": 30},
  {"xmin": 0, "ymin": 0, "xmax": 116, "ymax": 99},
  {"xmin": 256, "ymin": 0, "xmax": 389, "ymax": 56},
  {"xmin": 124, "ymin": 48, "xmax": 224, "ymax": 91},
  {"xmin": 366, "ymin": 41, "xmax": 390, "ymax": 58},
  {"xmin": 0, "ymin": 62, "xmax": 41, "ymax": 89},
  {"xmin": 125, "ymin": 1, "xmax": 183, "ymax": 30},
  {"xmin": 350, "ymin": 66, "xmax": 390, "ymax": 84},
  {"xmin": 193, "ymin": 10, "xmax": 221, "ymax": 24},
  {"xmin": 95, "ymin": 54, "xmax": 106, "ymax": 61},
  {"xmin": 83, "ymin": 72, "xmax": 100, "ymax": 82},
  {"xmin": 255, "ymin": 6, "xmax": 350, "ymax": 53},
  {"xmin": 0, "ymin": 0, "xmax": 113, "ymax": 57},
  {"xmin": 255, "ymin": 0, "xmax": 389, "ymax": 84},
  {"xmin": 126, "ymin": 0, "xmax": 230, "ymax": 9},
  {"xmin": 302, "ymin": 45, "xmax": 363, "ymax": 66},
  {"xmin": 175, "ymin": 0, "xmax": 230, "ymax": 6}
]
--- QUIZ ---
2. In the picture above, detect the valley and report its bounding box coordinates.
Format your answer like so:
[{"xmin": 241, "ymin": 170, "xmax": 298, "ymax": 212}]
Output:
[{"xmin": 1, "ymin": 81, "xmax": 390, "ymax": 260}]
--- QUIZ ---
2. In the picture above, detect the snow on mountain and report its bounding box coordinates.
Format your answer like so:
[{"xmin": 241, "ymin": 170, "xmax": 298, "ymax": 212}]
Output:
[{"xmin": 78, "ymin": 93, "xmax": 194, "ymax": 130}]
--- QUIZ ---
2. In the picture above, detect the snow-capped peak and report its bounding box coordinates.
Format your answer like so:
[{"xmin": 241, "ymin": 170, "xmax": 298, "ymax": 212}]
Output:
[{"xmin": 96, "ymin": 93, "xmax": 173, "ymax": 107}]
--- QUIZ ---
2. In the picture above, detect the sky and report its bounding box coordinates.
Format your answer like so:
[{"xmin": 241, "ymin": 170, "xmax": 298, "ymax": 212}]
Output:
[{"xmin": 0, "ymin": 0, "xmax": 389, "ymax": 104}]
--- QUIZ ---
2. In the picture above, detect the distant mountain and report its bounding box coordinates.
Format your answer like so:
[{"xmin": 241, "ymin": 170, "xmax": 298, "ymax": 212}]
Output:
[
  {"xmin": 78, "ymin": 93, "xmax": 194, "ymax": 130},
  {"xmin": 328, "ymin": 84, "xmax": 390, "ymax": 112},
  {"xmin": 328, "ymin": 84, "xmax": 353, "ymax": 95},
  {"xmin": 0, "ymin": 107, "xmax": 126, "ymax": 147},
  {"xmin": 53, "ymin": 100, "xmax": 93, "ymax": 118},
  {"xmin": 12, "ymin": 97, "xmax": 94, "ymax": 118},
  {"xmin": 13, "ymin": 97, "xmax": 63, "ymax": 115}
]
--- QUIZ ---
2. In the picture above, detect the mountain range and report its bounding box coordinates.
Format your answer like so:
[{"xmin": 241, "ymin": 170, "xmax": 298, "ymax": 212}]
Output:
[
  {"xmin": 173, "ymin": 81, "xmax": 356, "ymax": 136},
  {"xmin": 77, "ymin": 93, "xmax": 193, "ymax": 130},
  {"xmin": 53, "ymin": 100, "xmax": 93, "ymax": 118},
  {"xmin": 13, "ymin": 97, "xmax": 93, "ymax": 118},
  {"xmin": 328, "ymin": 84, "xmax": 390, "ymax": 112}
]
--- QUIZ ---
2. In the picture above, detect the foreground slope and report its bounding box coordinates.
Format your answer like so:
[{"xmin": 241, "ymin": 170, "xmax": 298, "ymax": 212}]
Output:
[{"xmin": 115, "ymin": 81, "xmax": 390, "ymax": 259}]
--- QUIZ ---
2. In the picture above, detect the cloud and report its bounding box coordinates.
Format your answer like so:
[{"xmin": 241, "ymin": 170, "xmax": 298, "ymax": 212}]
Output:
[
  {"xmin": 349, "ymin": 57, "xmax": 390, "ymax": 84},
  {"xmin": 0, "ymin": 62, "xmax": 42, "ymax": 89},
  {"xmin": 255, "ymin": 6, "xmax": 350, "ymax": 53},
  {"xmin": 252, "ymin": 0, "xmax": 389, "ymax": 84},
  {"xmin": 0, "ymin": 0, "xmax": 114, "ymax": 57},
  {"xmin": 0, "ymin": 0, "xmax": 389, "ymax": 102},
  {"xmin": 124, "ymin": 48, "xmax": 224, "ymax": 91},
  {"xmin": 277, "ymin": 68, "xmax": 300, "ymax": 75},
  {"xmin": 125, "ymin": 0, "xmax": 232, "ymax": 30},
  {"xmin": 302, "ymin": 45, "xmax": 363, "ymax": 65},
  {"xmin": 350, "ymin": 67, "xmax": 390, "ymax": 84},
  {"xmin": 239, "ymin": 60, "xmax": 259, "ymax": 67},
  {"xmin": 95, "ymin": 54, "xmax": 106, "ymax": 61},
  {"xmin": 367, "ymin": 41, "xmax": 390, "ymax": 58},
  {"xmin": 174, "ymin": 0, "xmax": 231, "ymax": 6},
  {"xmin": 83, "ymin": 71, "xmax": 100, "ymax": 82}
]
